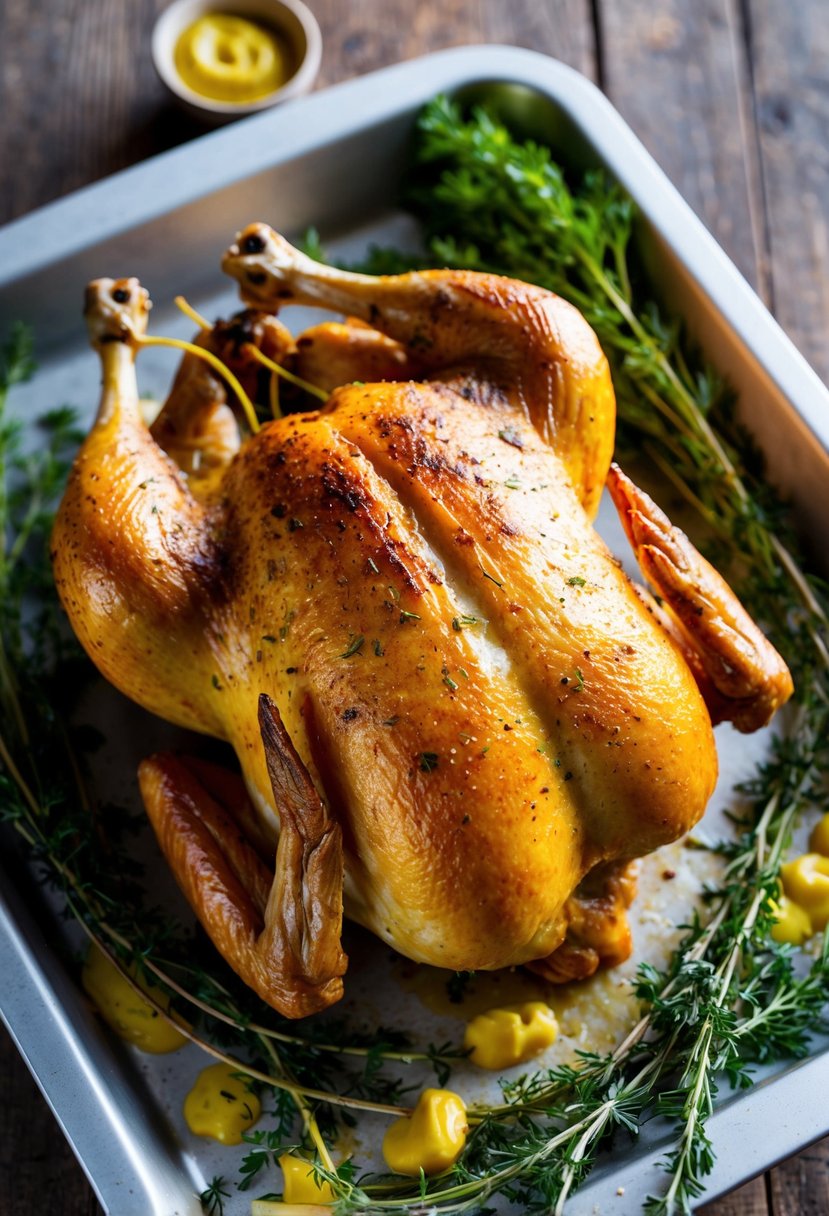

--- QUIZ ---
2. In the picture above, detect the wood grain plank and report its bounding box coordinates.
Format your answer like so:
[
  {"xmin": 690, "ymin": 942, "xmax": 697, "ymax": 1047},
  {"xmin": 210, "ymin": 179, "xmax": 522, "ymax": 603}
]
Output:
[
  {"xmin": 596, "ymin": 0, "xmax": 769, "ymax": 296},
  {"xmin": 0, "ymin": 0, "xmax": 596, "ymax": 226},
  {"xmin": 768, "ymin": 1137, "xmax": 829, "ymax": 1216},
  {"xmin": 0, "ymin": 0, "xmax": 199, "ymax": 225},
  {"xmin": 745, "ymin": 0, "xmax": 829, "ymax": 386},
  {"xmin": 478, "ymin": 0, "xmax": 596, "ymax": 79},
  {"xmin": 312, "ymin": 0, "xmax": 596, "ymax": 88},
  {"xmin": 0, "ymin": 1026, "xmax": 103, "ymax": 1215},
  {"xmin": 698, "ymin": 1173, "xmax": 770, "ymax": 1216}
]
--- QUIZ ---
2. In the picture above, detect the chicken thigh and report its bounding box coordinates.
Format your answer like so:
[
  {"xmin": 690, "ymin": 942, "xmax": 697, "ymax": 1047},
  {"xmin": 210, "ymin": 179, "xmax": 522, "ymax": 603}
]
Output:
[{"xmin": 52, "ymin": 231, "xmax": 792, "ymax": 1016}]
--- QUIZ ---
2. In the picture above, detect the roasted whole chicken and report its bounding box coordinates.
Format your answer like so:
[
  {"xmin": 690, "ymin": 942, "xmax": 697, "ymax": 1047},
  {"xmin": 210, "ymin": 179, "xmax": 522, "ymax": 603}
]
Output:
[{"xmin": 52, "ymin": 226, "xmax": 793, "ymax": 1017}]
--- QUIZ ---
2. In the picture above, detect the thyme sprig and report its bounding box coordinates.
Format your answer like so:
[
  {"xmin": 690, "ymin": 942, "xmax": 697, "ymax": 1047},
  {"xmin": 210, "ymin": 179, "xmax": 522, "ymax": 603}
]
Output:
[{"xmin": 200, "ymin": 1175, "xmax": 230, "ymax": 1215}]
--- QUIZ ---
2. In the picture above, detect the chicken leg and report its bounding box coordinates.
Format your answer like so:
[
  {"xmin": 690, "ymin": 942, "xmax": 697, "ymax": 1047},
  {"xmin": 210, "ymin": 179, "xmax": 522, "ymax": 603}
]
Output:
[
  {"xmin": 291, "ymin": 318, "xmax": 422, "ymax": 394},
  {"xmin": 52, "ymin": 279, "xmax": 223, "ymax": 736},
  {"xmin": 221, "ymin": 224, "xmax": 616, "ymax": 518}
]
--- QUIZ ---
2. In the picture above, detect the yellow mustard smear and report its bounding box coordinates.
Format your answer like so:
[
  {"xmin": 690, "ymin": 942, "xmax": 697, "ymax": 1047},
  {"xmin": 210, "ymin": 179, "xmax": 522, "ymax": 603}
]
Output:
[
  {"xmin": 81, "ymin": 944, "xmax": 188, "ymax": 1054},
  {"xmin": 769, "ymin": 894, "xmax": 812, "ymax": 946},
  {"xmin": 383, "ymin": 1088, "xmax": 468, "ymax": 1177},
  {"xmin": 183, "ymin": 1061, "xmax": 261, "ymax": 1144},
  {"xmin": 279, "ymin": 1154, "xmax": 336, "ymax": 1205},
  {"xmin": 772, "ymin": 812, "xmax": 829, "ymax": 945},
  {"xmin": 464, "ymin": 1001, "xmax": 558, "ymax": 1071},
  {"xmin": 809, "ymin": 811, "xmax": 829, "ymax": 858},
  {"xmin": 395, "ymin": 958, "xmax": 555, "ymax": 1019},
  {"xmin": 174, "ymin": 14, "xmax": 290, "ymax": 104},
  {"xmin": 780, "ymin": 854, "xmax": 829, "ymax": 933}
]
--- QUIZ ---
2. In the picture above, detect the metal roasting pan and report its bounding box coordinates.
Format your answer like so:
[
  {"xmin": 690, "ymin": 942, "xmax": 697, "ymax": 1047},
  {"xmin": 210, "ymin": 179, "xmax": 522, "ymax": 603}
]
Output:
[{"xmin": 1, "ymin": 46, "xmax": 828, "ymax": 1216}]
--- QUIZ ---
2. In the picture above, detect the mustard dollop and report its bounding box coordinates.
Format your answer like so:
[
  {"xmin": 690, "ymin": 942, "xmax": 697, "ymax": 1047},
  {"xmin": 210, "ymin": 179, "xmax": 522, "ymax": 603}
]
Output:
[
  {"xmin": 769, "ymin": 894, "xmax": 812, "ymax": 946},
  {"xmin": 383, "ymin": 1088, "xmax": 468, "ymax": 1177},
  {"xmin": 780, "ymin": 853, "xmax": 829, "ymax": 932},
  {"xmin": 771, "ymin": 817, "xmax": 829, "ymax": 944},
  {"xmin": 82, "ymin": 943, "xmax": 188, "ymax": 1054},
  {"xmin": 279, "ymin": 1154, "xmax": 336, "ymax": 1205},
  {"xmin": 183, "ymin": 1061, "xmax": 261, "ymax": 1144},
  {"xmin": 464, "ymin": 1001, "xmax": 559, "ymax": 1071},
  {"xmin": 174, "ymin": 14, "xmax": 289, "ymax": 104}
]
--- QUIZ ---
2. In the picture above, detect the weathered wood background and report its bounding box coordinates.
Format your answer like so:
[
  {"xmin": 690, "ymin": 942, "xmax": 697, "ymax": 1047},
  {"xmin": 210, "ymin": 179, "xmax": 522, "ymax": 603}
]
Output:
[{"xmin": 0, "ymin": 1, "xmax": 827, "ymax": 1213}]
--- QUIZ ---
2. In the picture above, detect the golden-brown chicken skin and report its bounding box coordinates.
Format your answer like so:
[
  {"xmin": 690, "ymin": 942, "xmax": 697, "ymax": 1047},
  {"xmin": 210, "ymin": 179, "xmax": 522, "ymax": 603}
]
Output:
[{"xmin": 52, "ymin": 236, "xmax": 793, "ymax": 1016}]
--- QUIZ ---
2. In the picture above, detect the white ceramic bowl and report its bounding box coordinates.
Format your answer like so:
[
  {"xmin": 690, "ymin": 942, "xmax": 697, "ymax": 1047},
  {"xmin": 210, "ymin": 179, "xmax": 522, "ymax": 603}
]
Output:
[{"xmin": 152, "ymin": 0, "xmax": 322, "ymax": 122}]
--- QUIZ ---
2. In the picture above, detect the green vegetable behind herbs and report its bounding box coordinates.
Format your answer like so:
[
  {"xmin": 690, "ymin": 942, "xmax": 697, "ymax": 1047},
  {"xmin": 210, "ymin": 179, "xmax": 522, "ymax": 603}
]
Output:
[{"xmin": 2, "ymin": 93, "xmax": 829, "ymax": 1216}]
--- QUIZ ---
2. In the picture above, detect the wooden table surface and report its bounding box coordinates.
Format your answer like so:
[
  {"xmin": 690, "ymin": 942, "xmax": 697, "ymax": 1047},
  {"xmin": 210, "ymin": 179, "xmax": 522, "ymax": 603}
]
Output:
[{"xmin": 1, "ymin": 1, "xmax": 827, "ymax": 1213}]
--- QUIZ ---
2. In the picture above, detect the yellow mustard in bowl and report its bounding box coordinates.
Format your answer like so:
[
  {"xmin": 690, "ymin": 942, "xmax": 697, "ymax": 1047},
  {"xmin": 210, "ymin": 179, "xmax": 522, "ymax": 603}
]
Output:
[{"xmin": 174, "ymin": 14, "xmax": 290, "ymax": 104}]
